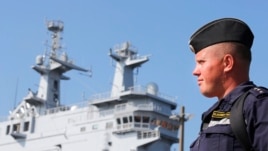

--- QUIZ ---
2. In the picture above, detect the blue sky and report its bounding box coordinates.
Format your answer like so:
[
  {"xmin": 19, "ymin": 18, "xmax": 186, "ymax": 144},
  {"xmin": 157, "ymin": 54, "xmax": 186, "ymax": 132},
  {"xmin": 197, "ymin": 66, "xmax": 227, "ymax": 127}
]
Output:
[{"xmin": 1, "ymin": 1, "xmax": 268, "ymax": 150}]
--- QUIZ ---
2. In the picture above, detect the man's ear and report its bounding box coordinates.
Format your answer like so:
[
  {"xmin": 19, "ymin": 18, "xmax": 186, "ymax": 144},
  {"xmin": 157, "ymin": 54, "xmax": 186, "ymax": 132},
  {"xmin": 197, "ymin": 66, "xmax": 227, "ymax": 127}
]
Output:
[{"xmin": 223, "ymin": 54, "xmax": 234, "ymax": 72}]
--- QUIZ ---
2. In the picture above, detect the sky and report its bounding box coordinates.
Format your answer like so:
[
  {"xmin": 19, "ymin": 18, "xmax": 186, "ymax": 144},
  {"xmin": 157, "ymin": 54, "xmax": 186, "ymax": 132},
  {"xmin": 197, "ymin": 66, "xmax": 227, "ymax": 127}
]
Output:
[{"xmin": 1, "ymin": 1, "xmax": 268, "ymax": 151}]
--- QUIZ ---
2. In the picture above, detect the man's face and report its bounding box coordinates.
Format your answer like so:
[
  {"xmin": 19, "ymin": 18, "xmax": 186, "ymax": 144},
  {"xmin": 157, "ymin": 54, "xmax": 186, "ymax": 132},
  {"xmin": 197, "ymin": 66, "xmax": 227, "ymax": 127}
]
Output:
[{"xmin": 192, "ymin": 44, "xmax": 225, "ymax": 98}]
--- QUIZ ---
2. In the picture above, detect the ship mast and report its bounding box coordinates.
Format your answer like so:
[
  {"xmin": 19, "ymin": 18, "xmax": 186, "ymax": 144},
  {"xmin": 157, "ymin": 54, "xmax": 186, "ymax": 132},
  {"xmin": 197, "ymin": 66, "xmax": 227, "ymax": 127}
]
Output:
[
  {"xmin": 31, "ymin": 20, "xmax": 88, "ymax": 110},
  {"xmin": 8, "ymin": 20, "xmax": 88, "ymax": 120},
  {"xmin": 109, "ymin": 42, "xmax": 149, "ymax": 97}
]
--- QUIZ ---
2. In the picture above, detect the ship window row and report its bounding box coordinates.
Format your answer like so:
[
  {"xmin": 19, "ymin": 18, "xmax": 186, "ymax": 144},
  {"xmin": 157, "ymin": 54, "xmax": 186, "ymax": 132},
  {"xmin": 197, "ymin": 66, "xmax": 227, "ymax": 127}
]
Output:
[
  {"xmin": 78, "ymin": 122, "xmax": 114, "ymax": 133},
  {"xmin": 117, "ymin": 116, "xmax": 133, "ymax": 124},
  {"xmin": 116, "ymin": 115, "xmax": 179, "ymax": 131},
  {"xmin": 6, "ymin": 121, "xmax": 30, "ymax": 135}
]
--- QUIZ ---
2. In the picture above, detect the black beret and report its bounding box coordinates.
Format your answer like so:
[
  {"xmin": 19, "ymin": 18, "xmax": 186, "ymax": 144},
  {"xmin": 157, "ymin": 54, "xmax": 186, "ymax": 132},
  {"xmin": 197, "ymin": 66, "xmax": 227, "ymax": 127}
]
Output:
[{"xmin": 189, "ymin": 18, "xmax": 254, "ymax": 54}]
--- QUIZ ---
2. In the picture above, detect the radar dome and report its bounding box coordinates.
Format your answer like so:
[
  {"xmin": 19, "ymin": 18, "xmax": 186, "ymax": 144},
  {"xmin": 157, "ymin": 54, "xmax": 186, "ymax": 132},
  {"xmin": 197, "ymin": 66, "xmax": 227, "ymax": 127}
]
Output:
[
  {"xmin": 146, "ymin": 82, "xmax": 159, "ymax": 95},
  {"xmin": 36, "ymin": 55, "xmax": 43, "ymax": 65}
]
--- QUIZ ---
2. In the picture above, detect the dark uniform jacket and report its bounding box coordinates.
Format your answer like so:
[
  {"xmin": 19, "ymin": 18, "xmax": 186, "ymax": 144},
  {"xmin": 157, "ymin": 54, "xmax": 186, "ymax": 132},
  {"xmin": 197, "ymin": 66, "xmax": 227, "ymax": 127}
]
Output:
[{"xmin": 190, "ymin": 81, "xmax": 268, "ymax": 151}]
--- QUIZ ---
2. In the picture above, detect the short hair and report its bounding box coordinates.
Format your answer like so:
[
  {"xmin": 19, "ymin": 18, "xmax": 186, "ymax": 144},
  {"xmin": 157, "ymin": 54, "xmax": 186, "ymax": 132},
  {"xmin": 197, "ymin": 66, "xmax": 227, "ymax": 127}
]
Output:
[{"xmin": 228, "ymin": 42, "xmax": 252, "ymax": 63}]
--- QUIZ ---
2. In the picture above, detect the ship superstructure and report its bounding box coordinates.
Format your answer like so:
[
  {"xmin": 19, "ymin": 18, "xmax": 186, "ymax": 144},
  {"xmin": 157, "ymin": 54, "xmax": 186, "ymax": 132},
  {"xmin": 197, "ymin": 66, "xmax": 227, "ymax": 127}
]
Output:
[{"xmin": 0, "ymin": 20, "xmax": 180, "ymax": 151}]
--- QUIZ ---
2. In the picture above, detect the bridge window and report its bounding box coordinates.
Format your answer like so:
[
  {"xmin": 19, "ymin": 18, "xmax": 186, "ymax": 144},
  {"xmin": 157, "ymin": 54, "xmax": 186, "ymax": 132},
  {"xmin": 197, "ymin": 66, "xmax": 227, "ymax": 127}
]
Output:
[
  {"xmin": 129, "ymin": 116, "xmax": 133, "ymax": 122},
  {"xmin": 13, "ymin": 123, "xmax": 20, "ymax": 133},
  {"xmin": 116, "ymin": 118, "xmax": 121, "ymax": 124},
  {"xmin": 134, "ymin": 116, "xmax": 141, "ymax": 122},
  {"xmin": 23, "ymin": 122, "xmax": 30, "ymax": 132},
  {"xmin": 142, "ymin": 116, "xmax": 149, "ymax": 123},
  {"xmin": 123, "ymin": 117, "xmax": 128, "ymax": 124},
  {"xmin": 6, "ymin": 125, "xmax": 10, "ymax": 135}
]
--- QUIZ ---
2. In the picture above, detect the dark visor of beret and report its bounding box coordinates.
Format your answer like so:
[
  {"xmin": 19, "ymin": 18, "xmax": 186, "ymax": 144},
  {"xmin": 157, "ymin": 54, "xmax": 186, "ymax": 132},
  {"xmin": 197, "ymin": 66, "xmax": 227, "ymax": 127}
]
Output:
[{"xmin": 189, "ymin": 18, "xmax": 254, "ymax": 53}]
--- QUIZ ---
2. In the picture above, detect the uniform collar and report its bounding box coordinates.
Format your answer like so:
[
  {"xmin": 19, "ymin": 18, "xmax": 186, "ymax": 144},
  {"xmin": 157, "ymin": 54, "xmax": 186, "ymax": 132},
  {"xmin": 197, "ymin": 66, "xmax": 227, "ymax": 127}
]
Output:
[
  {"xmin": 223, "ymin": 81, "xmax": 255, "ymax": 105},
  {"xmin": 201, "ymin": 81, "xmax": 255, "ymax": 124}
]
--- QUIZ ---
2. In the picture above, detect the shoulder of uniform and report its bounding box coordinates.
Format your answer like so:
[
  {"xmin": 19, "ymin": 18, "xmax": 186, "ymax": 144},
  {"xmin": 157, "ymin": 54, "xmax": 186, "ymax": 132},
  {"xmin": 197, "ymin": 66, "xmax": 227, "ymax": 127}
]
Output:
[{"xmin": 248, "ymin": 86, "xmax": 268, "ymax": 99}]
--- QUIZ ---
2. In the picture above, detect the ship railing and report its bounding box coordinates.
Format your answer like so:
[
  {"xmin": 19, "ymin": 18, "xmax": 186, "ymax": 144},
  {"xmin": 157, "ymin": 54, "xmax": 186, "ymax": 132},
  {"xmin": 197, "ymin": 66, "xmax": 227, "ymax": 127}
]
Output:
[
  {"xmin": 114, "ymin": 103, "xmax": 171, "ymax": 116},
  {"xmin": 131, "ymin": 54, "xmax": 149, "ymax": 60},
  {"xmin": 128, "ymin": 85, "xmax": 177, "ymax": 102},
  {"xmin": 88, "ymin": 92, "xmax": 113, "ymax": 102},
  {"xmin": 116, "ymin": 123, "xmax": 150, "ymax": 130},
  {"xmin": 134, "ymin": 122, "xmax": 150, "ymax": 128},
  {"xmin": 44, "ymin": 101, "xmax": 89, "ymax": 115},
  {"xmin": 115, "ymin": 103, "xmax": 154, "ymax": 112},
  {"xmin": 44, "ymin": 101, "xmax": 117, "ymax": 117},
  {"xmin": 43, "ymin": 84, "xmax": 176, "ymax": 115},
  {"xmin": 99, "ymin": 109, "xmax": 114, "ymax": 117},
  {"xmin": 88, "ymin": 85, "xmax": 177, "ymax": 103},
  {"xmin": 117, "ymin": 123, "xmax": 133, "ymax": 129},
  {"xmin": 115, "ymin": 123, "xmax": 153, "ymax": 134},
  {"xmin": 136, "ymin": 104, "xmax": 154, "ymax": 110}
]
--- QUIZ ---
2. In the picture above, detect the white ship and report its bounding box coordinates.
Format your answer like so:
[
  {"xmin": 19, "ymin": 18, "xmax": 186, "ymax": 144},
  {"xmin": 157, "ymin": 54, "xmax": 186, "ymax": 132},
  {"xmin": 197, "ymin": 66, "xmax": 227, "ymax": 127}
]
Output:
[{"xmin": 0, "ymin": 20, "xmax": 180, "ymax": 151}]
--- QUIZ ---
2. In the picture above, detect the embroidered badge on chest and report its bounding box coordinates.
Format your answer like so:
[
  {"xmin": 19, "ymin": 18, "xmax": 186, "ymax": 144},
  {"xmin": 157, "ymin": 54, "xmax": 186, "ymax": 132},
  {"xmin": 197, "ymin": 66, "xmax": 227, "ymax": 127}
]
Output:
[{"xmin": 208, "ymin": 111, "xmax": 231, "ymax": 127}]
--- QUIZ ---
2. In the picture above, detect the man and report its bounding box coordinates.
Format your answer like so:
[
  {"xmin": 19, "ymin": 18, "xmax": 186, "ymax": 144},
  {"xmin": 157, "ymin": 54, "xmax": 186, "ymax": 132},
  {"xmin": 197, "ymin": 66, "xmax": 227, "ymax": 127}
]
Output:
[{"xmin": 189, "ymin": 18, "xmax": 268, "ymax": 151}]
